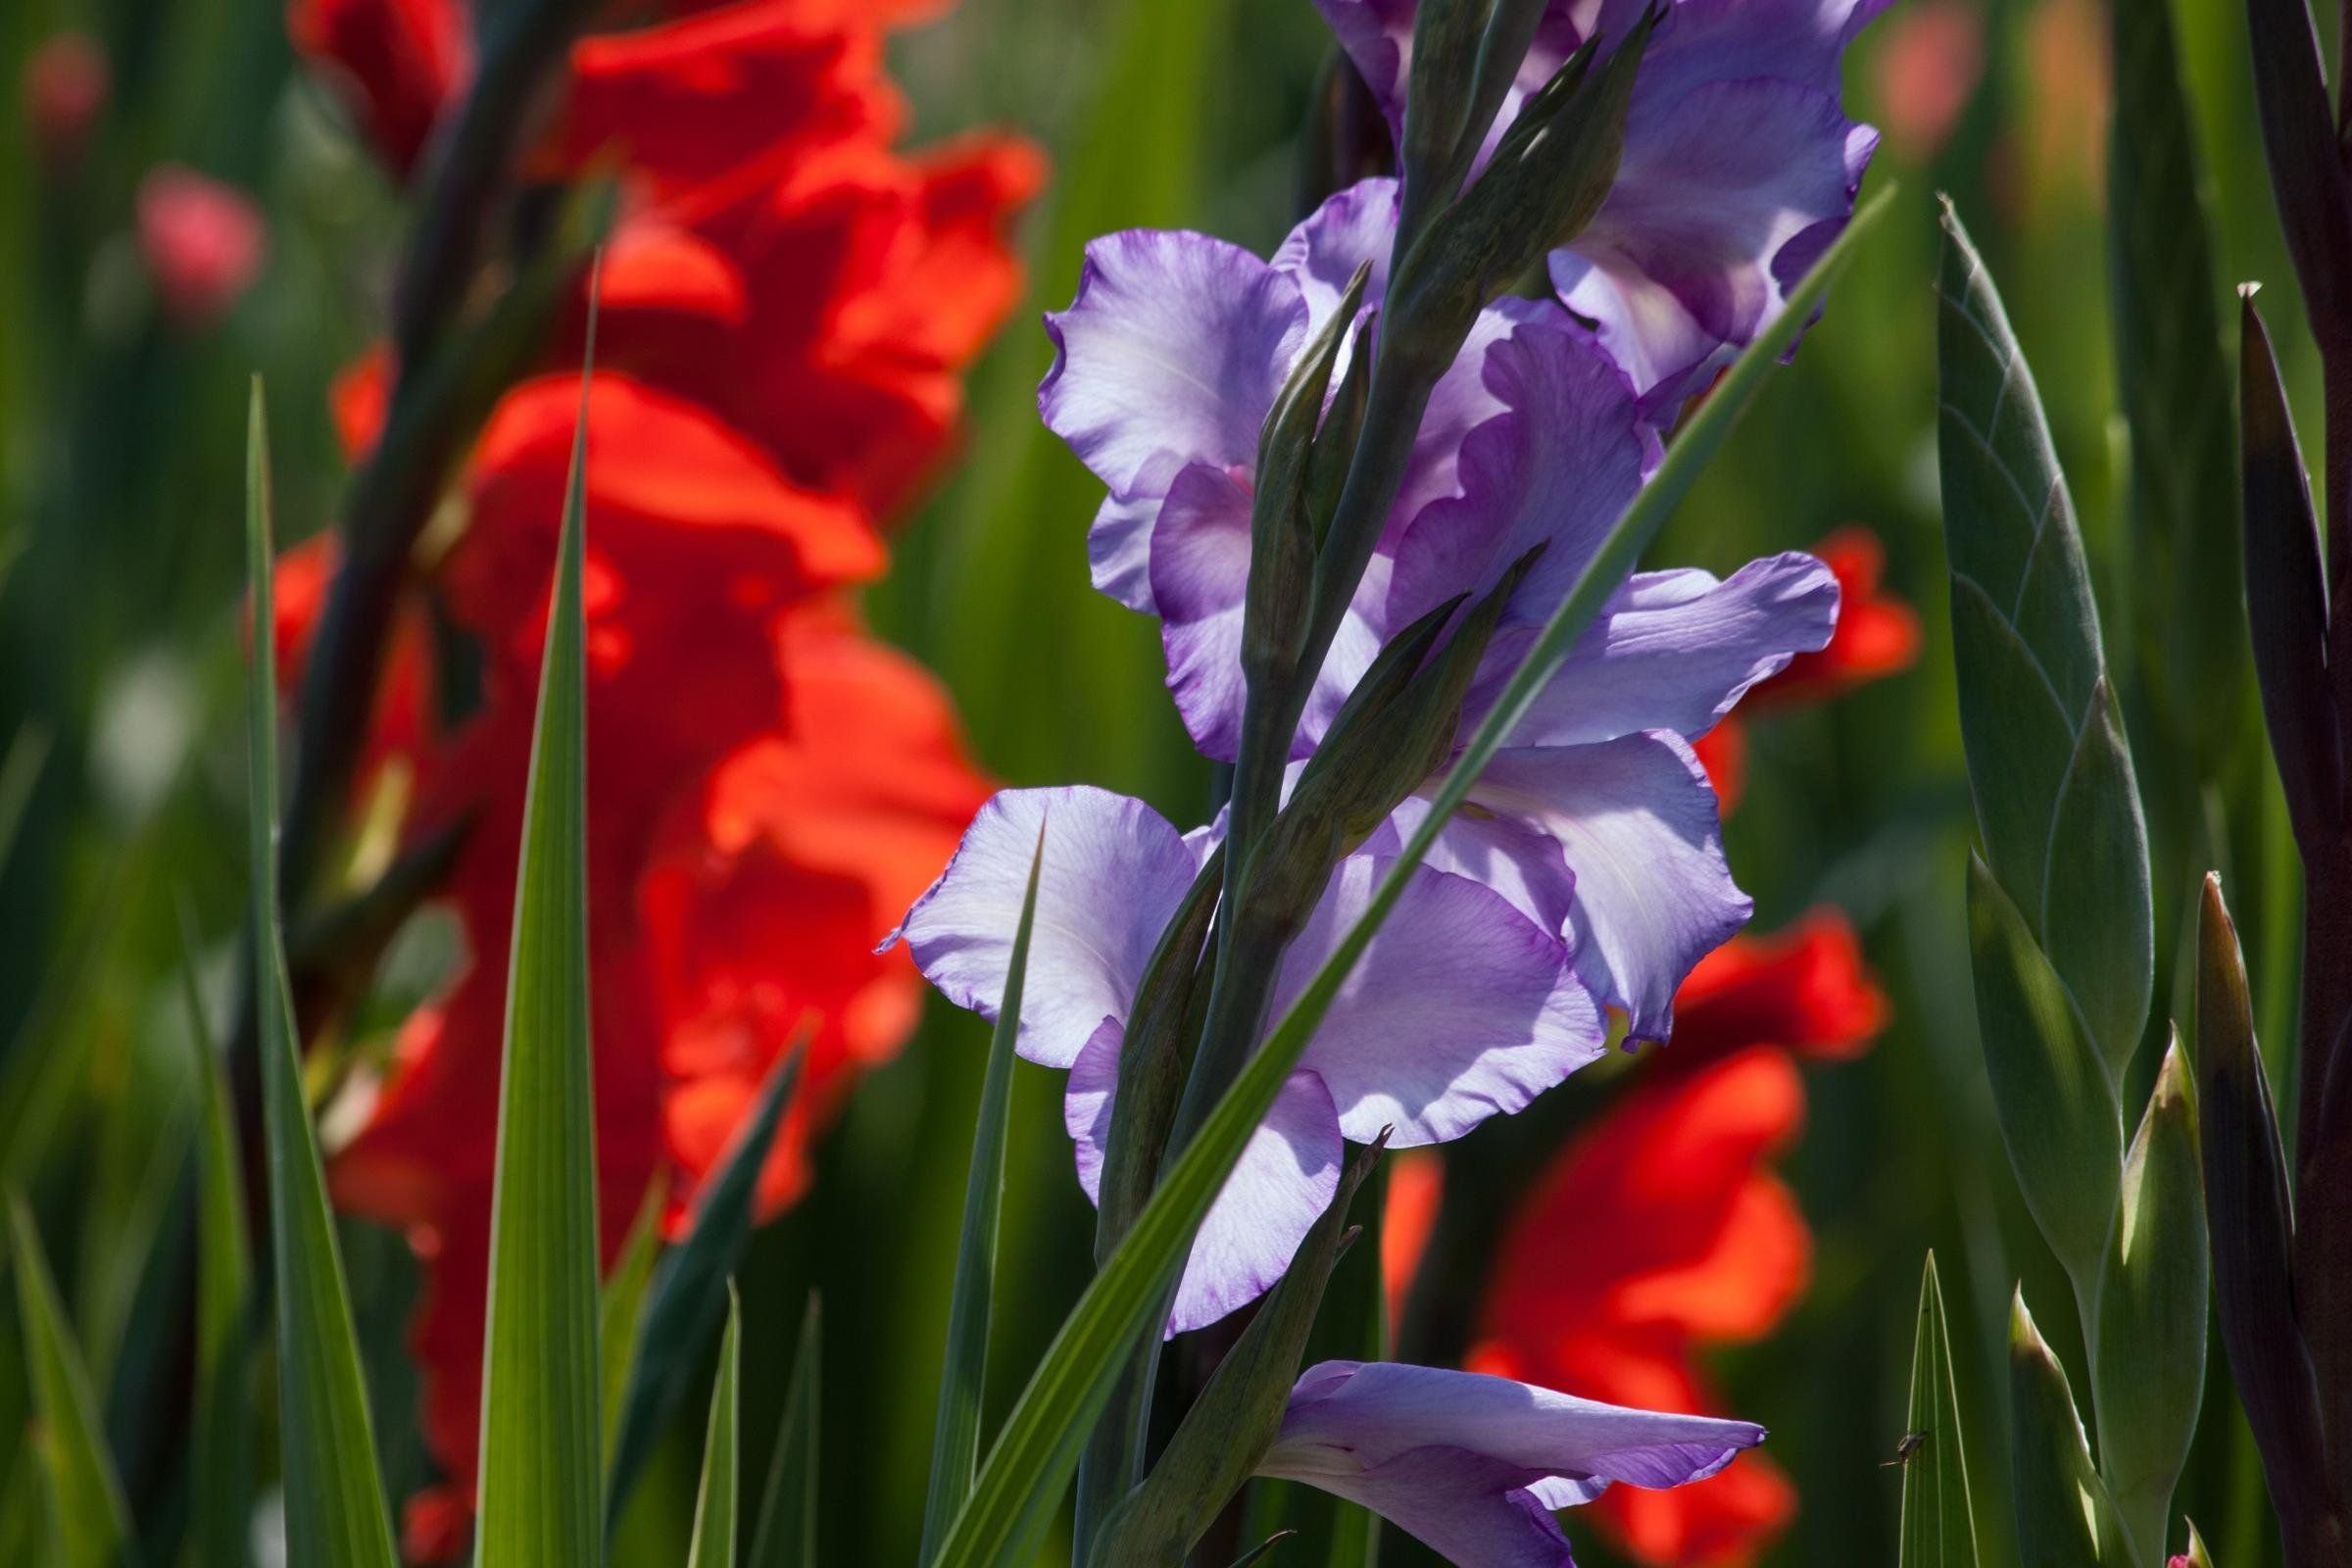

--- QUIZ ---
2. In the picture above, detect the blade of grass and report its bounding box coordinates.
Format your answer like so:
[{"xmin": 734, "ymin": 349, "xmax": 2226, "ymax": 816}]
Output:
[
  {"xmin": 180, "ymin": 907, "xmax": 254, "ymax": 1568},
  {"xmin": 6, "ymin": 1197, "xmax": 130, "ymax": 1568},
  {"xmin": 919, "ymin": 824, "xmax": 1045, "ymax": 1561},
  {"xmin": 244, "ymin": 377, "xmax": 402, "ymax": 1568},
  {"xmin": 600, "ymin": 1171, "xmax": 668, "ymax": 1478},
  {"xmin": 748, "ymin": 1295, "xmax": 822, "ymax": 1568},
  {"xmin": 684, "ymin": 1286, "xmax": 742, "ymax": 1568},
  {"xmin": 1899, "ymin": 1252, "xmax": 1979, "ymax": 1567},
  {"xmin": 925, "ymin": 181, "xmax": 1899, "ymax": 1568},
  {"xmin": 472, "ymin": 308, "xmax": 604, "ymax": 1568},
  {"xmin": 607, "ymin": 1035, "xmax": 805, "ymax": 1521}
]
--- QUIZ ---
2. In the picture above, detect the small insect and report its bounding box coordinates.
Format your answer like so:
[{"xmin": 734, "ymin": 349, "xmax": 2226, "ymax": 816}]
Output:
[{"xmin": 1881, "ymin": 1430, "xmax": 1929, "ymax": 1469}]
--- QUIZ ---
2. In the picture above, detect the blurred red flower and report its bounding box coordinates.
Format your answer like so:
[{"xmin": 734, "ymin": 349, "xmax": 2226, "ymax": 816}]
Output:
[
  {"xmin": 281, "ymin": 0, "xmax": 1033, "ymax": 1555},
  {"xmin": 1872, "ymin": 0, "xmax": 1984, "ymax": 163},
  {"xmin": 22, "ymin": 31, "xmax": 108, "ymax": 172},
  {"xmin": 1748, "ymin": 527, "xmax": 1921, "ymax": 709},
  {"xmin": 135, "ymin": 167, "xmax": 267, "ymax": 329},
  {"xmin": 286, "ymin": 0, "xmax": 469, "ymax": 179}
]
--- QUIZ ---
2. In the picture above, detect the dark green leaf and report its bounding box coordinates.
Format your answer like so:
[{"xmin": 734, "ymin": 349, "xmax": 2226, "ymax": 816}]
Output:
[
  {"xmin": 474, "ymin": 338, "xmax": 604, "ymax": 1568},
  {"xmin": 1899, "ymin": 1252, "xmax": 1979, "ymax": 1568},
  {"xmin": 1937, "ymin": 203, "xmax": 2152, "ymax": 1078},
  {"xmin": 2009, "ymin": 1289, "xmax": 2125, "ymax": 1567},
  {"xmin": 2093, "ymin": 1036, "xmax": 2207, "ymax": 1559},
  {"xmin": 747, "ymin": 1295, "xmax": 821, "ymax": 1568},
  {"xmin": 2107, "ymin": 0, "xmax": 2245, "ymax": 757},
  {"xmin": 180, "ymin": 923, "xmax": 254, "ymax": 1568},
  {"xmin": 607, "ymin": 1036, "xmax": 804, "ymax": 1520},
  {"xmin": 921, "ymin": 825, "xmax": 1045, "ymax": 1561},
  {"xmin": 924, "ymin": 182, "xmax": 1897, "ymax": 1568},
  {"xmin": 2242, "ymin": 0, "xmax": 2352, "ymax": 342},
  {"xmin": 599, "ymin": 1171, "xmax": 667, "ymax": 1479},
  {"xmin": 1965, "ymin": 855, "xmax": 2123, "ymax": 1291},
  {"xmin": 244, "ymin": 378, "xmax": 402, "ymax": 1568},
  {"xmin": 6, "ymin": 1197, "xmax": 130, "ymax": 1568},
  {"xmin": 684, "ymin": 1286, "xmax": 741, "ymax": 1568}
]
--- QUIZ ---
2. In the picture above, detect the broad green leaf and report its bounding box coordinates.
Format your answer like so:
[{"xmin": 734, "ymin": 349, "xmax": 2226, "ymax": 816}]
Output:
[
  {"xmin": 1965, "ymin": 856, "xmax": 2123, "ymax": 1294},
  {"xmin": 747, "ymin": 1295, "xmax": 821, "ymax": 1568},
  {"xmin": 600, "ymin": 1171, "xmax": 668, "ymax": 1478},
  {"xmin": 2107, "ymin": 0, "xmax": 2243, "ymax": 759},
  {"xmin": 6, "ymin": 1197, "xmax": 129, "ymax": 1568},
  {"xmin": 243, "ymin": 378, "xmax": 402, "ymax": 1568},
  {"xmin": 181, "ymin": 923, "xmax": 255, "ymax": 1568},
  {"xmin": 920, "ymin": 825, "xmax": 1045, "ymax": 1562},
  {"xmin": 1937, "ymin": 204, "xmax": 2152, "ymax": 1079},
  {"xmin": 2093, "ymin": 1036, "xmax": 2207, "ymax": 1561},
  {"xmin": 684, "ymin": 1286, "xmax": 742, "ymax": 1568},
  {"xmin": 607, "ymin": 1036, "xmax": 804, "ymax": 1520},
  {"xmin": 2009, "ymin": 1290, "xmax": 2125, "ymax": 1567},
  {"xmin": 925, "ymin": 183, "xmax": 1897, "ymax": 1568},
  {"xmin": 1899, "ymin": 1252, "xmax": 1979, "ymax": 1568},
  {"xmin": 1092, "ymin": 1141, "xmax": 1384, "ymax": 1567},
  {"xmin": 473, "ymin": 342, "xmax": 604, "ymax": 1568}
]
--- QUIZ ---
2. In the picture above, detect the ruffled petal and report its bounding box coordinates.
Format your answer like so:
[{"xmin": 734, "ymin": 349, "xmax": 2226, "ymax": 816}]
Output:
[
  {"xmin": 1465, "ymin": 737, "xmax": 1748, "ymax": 1043},
  {"xmin": 1271, "ymin": 176, "xmax": 1401, "ymax": 325},
  {"xmin": 1494, "ymin": 554, "xmax": 1840, "ymax": 748},
  {"xmin": 889, "ymin": 786, "xmax": 1196, "ymax": 1068},
  {"xmin": 1067, "ymin": 1028, "xmax": 1345, "ymax": 1335},
  {"xmin": 1281, "ymin": 857, "xmax": 1602, "ymax": 1146},
  {"xmin": 1041, "ymin": 227, "xmax": 1307, "ymax": 505},
  {"xmin": 1281, "ymin": 1446, "xmax": 1582, "ymax": 1568},
  {"xmin": 1151, "ymin": 462, "xmax": 1258, "ymax": 760}
]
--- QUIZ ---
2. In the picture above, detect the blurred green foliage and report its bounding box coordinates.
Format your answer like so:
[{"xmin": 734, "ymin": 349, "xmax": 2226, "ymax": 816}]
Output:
[{"xmin": 0, "ymin": 0, "xmax": 2331, "ymax": 1563}]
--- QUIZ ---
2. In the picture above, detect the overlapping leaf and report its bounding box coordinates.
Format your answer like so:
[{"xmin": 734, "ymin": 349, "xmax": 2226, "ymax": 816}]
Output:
[
  {"xmin": 6, "ymin": 1198, "xmax": 129, "ymax": 1568},
  {"xmin": 1899, "ymin": 1252, "xmax": 1978, "ymax": 1568}
]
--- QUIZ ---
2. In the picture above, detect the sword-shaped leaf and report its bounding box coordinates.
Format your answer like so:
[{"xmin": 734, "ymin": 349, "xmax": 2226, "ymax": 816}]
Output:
[
  {"xmin": 684, "ymin": 1286, "xmax": 742, "ymax": 1568},
  {"xmin": 1899, "ymin": 1252, "xmax": 1979, "ymax": 1568},
  {"xmin": 6, "ymin": 1198, "xmax": 130, "ymax": 1568},
  {"xmin": 748, "ymin": 1295, "xmax": 822, "ymax": 1568},
  {"xmin": 244, "ymin": 378, "xmax": 401, "ymax": 1568},
  {"xmin": 180, "ymin": 926, "xmax": 254, "ymax": 1568},
  {"xmin": 599, "ymin": 1172, "xmax": 667, "ymax": 1478},
  {"xmin": 1938, "ymin": 203, "xmax": 2152, "ymax": 1080}
]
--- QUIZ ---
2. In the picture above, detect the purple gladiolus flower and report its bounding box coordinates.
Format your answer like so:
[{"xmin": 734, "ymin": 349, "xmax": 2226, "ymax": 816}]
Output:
[
  {"xmin": 1314, "ymin": 0, "xmax": 1886, "ymax": 411},
  {"xmin": 887, "ymin": 786, "xmax": 1603, "ymax": 1333},
  {"xmin": 1257, "ymin": 1361, "xmax": 1767, "ymax": 1567}
]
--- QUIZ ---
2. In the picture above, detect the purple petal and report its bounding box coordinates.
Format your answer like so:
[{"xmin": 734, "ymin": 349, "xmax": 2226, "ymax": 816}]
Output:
[
  {"xmin": 1464, "ymin": 736, "xmax": 1749, "ymax": 1043},
  {"xmin": 1087, "ymin": 450, "xmax": 1188, "ymax": 612},
  {"xmin": 1553, "ymin": 75, "xmax": 1878, "ymax": 408},
  {"xmin": 1275, "ymin": 1446, "xmax": 1582, "ymax": 1568},
  {"xmin": 1359, "ymin": 795, "xmax": 1578, "ymax": 937},
  {"xmin": 1491, "ymin": 553, "xmax": 1841, "ymax": 748},
  {"xmin": 1041, "ymin": 229, "xmax": 1308, "ymax": 606},
  {"xmin": 1150, "ymin": 462, "xmax": 1258, "ymax": 760},
  {"xmin": 1067, "ymin": 1029, "xmax": 1345, "ymax": 1336},
  {"xmin": 1265, "ymin": 1359, "xmax": 1766, "ymax": 1496},
  {"xmin": 1278, "ymin": 857, "xmax": 1603, "ymax": 1146},
  {"xmin": 890, "ymin": 786, "xmax": 1198, "ymax": 1069},
  {"xmin": 1272, "ymin": 177, "xmax": 1402, "ymax": 323},
  {"xmin": 1387, "ymin": 314, "xmax": 1658, "ymax": 634}
]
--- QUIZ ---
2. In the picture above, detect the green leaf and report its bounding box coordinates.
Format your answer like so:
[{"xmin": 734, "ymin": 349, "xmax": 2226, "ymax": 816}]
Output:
[
  {"xmin": 2009, "ymin": 1289, "xmax": 2125, "ymax": 1567},
  {"xmin": 923, "ymin": 182, "xmax": 1898, "ymax": 1568},
  {"xmin": 2107, "ymin": 0, "xmax": 2244, "ymax": 759},
  {"xmin": 243, "ymin": 378, "xmax": 402, "ymax": 1568},
  {"xmin": 920, "ymin": 824, "xmax": 1045, "ymax": 1561},
  {"xmin": 599, "ymin": 1171, "xmax": 667, "ymax": 1480},
  {"xmin": 1937, "ymin": 203, "xmax": 2152, "ymax": 1079},
  {"xmin": 684, "ymin": 1286, "xmax": 742, "ymax": 1568},
  {"xmin": 180, "ymin": 920, "xmax": 254, "ymax": 1568},
  {"xmin": 747, "ymin": 1295, "xmax": 821, "ymax": 1568},
  {"xmin": 607, "ymin": 1036, "xmax": 804, "ymax": 1521},
  {"xmin": 2180, "ymin": 1518, "xmax": 2215, "ymax": 1567},
  {"xmin": 6, "ymin": 1197, "xmax": 130, "ymax": 1568},
  {"xmin": 473, "ymin": 344, "xmax": 604, "ymax": 1568},
  {"xmin": 2093, "ymin": 1036, "xmax": 2207, "ymax": 1561},
  {"xmin": 1091, "ymin": 1140, "xmax": 1385, "ymax": 1567},
  {"xmin": 1899, "ymin": 1252, "xmax": 1979, "ymax": 1568},
  {"xmin": 1964, "ymin": 855, "xmax": 2123, "ymax": 1293}
]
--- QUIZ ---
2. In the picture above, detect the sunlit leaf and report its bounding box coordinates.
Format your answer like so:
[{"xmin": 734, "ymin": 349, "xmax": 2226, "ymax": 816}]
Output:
[{"xmin": 684, "ymin": 1286, "xmax": 742, "ymax": 1568}]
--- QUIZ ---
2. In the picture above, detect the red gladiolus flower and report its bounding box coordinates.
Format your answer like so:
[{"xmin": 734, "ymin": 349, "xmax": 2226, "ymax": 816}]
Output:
[
  {"xmin": 279, "ymin": 0, "xmax": 1037, "ymax": 1553},
  {"xmin": 1472, "ymin": 1048, "xmax": 1813, "ymax": 1567},
  {"xmin": 135, "ymin": 167, "xmax": 267, "ymax": 330},
  {"xmin": 1751, "ymin": 527, "xmax": 1921, "ymax": 709},
  {"xmin": 22, "ymin": 31, "xmax": 108, "ymax": 172},
  {"xmin": 287, "ymin": 0, "xmax": 468, "ymax": 178},
  {"xmin": 1872, "ymin": 0, "xmax": 1984, "ymax": 163},
  {"xmin": 1670, "ymin": 910, "xmax": 1890, "ymax": 1069}
]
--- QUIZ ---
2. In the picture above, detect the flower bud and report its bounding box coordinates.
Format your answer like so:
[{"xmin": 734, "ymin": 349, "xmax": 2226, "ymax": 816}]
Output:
[
  {"xmin": 21, "ymin": 32, "xmax": 107, "ymax": 174},
  {"xmin": 2009, "ymin": 1288, "xmax": 2127, "ymax": 1565},
  {"xmin": 136, "ymin": 167, "xmax": 267, "ymax": 332}
]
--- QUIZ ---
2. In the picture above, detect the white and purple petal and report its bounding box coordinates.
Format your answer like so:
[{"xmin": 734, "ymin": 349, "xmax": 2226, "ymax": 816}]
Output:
[
  {"xmin": 1067, "ymin": 1029, "xmax": 1345, "ymax": 1336},
  {"xmin": 1279, "ymin": 857, "xmax": 1603, "ymax": 1145},
  {"xmin": 889, "ymin": 786, "xmax": 1197, "ymax": 1069},
  {"xmin": 1463, "ymin": 736, "xmax": 1748, "ymax": 1044},
  {"xmin": 1150, "ymin": 462, "xmax": 1258, "ymax": 760},
  {"xmin": 1488, "ymin": 553, "xmax": 1840, "ymax": 748}
]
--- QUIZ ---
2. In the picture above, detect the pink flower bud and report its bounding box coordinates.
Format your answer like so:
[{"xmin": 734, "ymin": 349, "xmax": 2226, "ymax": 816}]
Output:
[
  {"xmin": 134, "ymin": 167, "xmax": 267, "ymax": 330},
  {"xmin": 21, "ymin": 32, "xmax": 108, "ymax": 172}
]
